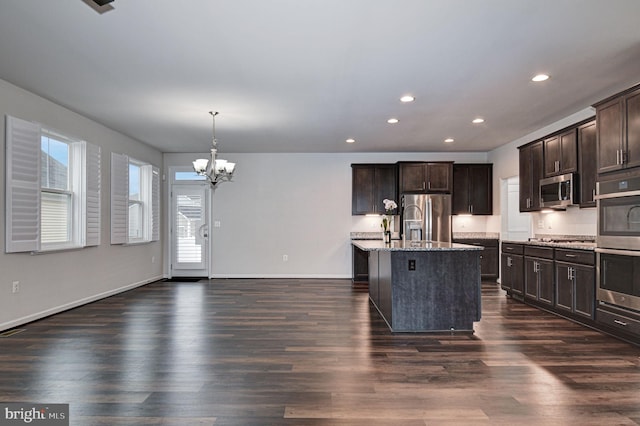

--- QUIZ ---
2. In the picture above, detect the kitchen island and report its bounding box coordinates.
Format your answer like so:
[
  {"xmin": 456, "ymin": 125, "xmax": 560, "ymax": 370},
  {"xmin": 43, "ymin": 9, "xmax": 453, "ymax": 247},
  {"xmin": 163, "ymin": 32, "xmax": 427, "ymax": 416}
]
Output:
[{"xmin": 352, "ymin": 240, "xmax": 483, "ymax": 332}]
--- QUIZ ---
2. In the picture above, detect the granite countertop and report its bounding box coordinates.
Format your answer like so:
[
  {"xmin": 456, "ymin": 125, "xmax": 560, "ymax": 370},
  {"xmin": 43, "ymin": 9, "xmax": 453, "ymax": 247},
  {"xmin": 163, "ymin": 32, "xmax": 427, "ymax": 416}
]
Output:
[
  {"xmin": 352, "ymin": 239, "xmax": 484, "ymax": 252},
  {"xmin": 452, "ymin": 232, "xmax": 500, "ymax": 240},
  {"xmin": 350, "ymin": 232, "xmax": 402, "ymax": 241},
  {"xmin": 502, "ymin": 239, "xmax": 596, "ymax": 251}
]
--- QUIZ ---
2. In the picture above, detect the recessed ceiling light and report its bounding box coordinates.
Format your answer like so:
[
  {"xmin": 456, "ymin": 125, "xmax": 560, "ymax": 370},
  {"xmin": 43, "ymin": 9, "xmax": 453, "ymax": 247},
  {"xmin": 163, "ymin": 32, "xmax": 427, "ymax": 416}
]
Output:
[
  {"xmin": 345, "ymin": 138, "xmax": 355, "ymax": 144},
  {"xmin": 444, "ymin": 138, "xmax": 454, "ymax": 143},
  {"xmin": 387, "ymin": 118, "xmax": 399, "ymax": 124},
  {"xmin": 472, "ymin": 118, "xmax": 484, "ymax": 124},
  {"xmin": 400, "ymin": 95, "xmax": 415, "ymax": 103},
  {"xmin": 532, "ymin": 74, "xmax": 550, "ymax": 82}
]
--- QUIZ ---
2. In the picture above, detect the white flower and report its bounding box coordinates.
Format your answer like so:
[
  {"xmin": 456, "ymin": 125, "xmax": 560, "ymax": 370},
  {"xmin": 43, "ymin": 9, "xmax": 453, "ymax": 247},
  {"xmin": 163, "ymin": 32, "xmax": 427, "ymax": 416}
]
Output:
[{"xmin": 382, "ymin": 199, "xmax": 397, "ymax": 212}]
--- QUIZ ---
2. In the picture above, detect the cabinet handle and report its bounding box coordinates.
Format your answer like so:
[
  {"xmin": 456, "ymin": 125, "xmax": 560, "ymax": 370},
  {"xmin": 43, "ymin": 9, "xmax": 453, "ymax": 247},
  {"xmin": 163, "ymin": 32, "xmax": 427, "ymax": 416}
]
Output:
[
  {"xmin": 470, "ymin": 205, "xmax": 474, "ymax": 214},
  {"xmin": 617, "ymin": 149, "xmax": 622, "ymax": 165},
  {"xmin": 428, "ymin": 181, "xmax": 431, "ymax": 190},
  {"xmin": 507, "ymin": 256, "xmax": 512, "ymax": 267},
  {"xmin": 614, "ymin": 319, "xmax": 628, "ymax": 327},
  {"xmin": 423, "ymin": 182, "xmax": 426, "ymax": 190},
  {"xmin": 555, "ymin": 160, "xmax": 559, "ymax": 172},
  {"xmin": 567, "ymin": 262, "xmax": 576, "ymax": 279},
  {"xmin": 622, "ymin": 150, "xmax": 628, "ymax": 164},
  {"xmin": 564, "ymin": 254, "xmax": 576, "ymax": 257},
  {"xmin": 592, "ymin": 188, "xmax": 596, "ymax": 201},
  {"xmin": 534, "ymin": 261, "xmax": 539, "ymax": 273}
]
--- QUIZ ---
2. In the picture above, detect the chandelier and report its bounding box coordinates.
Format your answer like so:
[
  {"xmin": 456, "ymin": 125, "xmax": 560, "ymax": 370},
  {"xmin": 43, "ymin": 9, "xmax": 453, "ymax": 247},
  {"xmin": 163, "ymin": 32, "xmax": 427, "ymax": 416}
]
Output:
[{"xmin": 192, "ymin": 111, "xmax": 236, "ymax": 187}]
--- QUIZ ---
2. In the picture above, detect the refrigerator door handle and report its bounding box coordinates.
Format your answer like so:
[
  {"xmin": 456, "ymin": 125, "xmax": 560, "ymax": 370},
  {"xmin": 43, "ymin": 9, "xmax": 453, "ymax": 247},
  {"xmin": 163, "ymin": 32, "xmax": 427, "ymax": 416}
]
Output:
[{"xmin": 425, "ymin": 197, "xmax": 433, "ymax": 241}]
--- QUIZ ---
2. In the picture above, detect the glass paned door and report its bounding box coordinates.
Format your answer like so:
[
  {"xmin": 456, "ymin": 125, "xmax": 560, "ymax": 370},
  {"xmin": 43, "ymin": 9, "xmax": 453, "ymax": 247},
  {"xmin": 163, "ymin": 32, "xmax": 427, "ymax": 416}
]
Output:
[{"xmin": 171, "ymin": 185, "xmax": 209, "ymax": 276}]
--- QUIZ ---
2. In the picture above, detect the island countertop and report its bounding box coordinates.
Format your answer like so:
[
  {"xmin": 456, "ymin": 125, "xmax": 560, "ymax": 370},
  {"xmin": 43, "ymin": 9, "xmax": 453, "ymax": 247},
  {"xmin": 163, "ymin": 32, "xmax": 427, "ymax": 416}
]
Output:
[{"xmin": 352, "ymin": 240, "xmax": 484, "ymax": 252}]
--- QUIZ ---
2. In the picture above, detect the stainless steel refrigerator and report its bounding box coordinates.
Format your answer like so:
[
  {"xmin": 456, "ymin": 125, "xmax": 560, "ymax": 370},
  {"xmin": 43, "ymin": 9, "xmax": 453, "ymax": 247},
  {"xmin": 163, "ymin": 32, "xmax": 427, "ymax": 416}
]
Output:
[{"xmin": 401, "ymin": 193, "xmax": 452, "ymax": 242}]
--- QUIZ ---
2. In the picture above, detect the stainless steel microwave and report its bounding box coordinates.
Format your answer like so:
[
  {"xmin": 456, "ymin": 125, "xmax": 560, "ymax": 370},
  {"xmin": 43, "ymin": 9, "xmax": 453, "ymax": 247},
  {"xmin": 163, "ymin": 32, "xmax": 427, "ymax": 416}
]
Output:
[{"xmin": 539, "ymin": 173, "xmax": 577, "ymax": 208}]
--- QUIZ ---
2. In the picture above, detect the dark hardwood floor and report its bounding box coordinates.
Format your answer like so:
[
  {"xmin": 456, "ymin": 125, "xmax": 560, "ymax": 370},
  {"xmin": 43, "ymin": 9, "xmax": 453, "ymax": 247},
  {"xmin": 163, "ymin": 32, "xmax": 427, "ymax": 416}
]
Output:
[{"xmin": 0, "ymin": 279, "xmax": 639, "ymax": 425}]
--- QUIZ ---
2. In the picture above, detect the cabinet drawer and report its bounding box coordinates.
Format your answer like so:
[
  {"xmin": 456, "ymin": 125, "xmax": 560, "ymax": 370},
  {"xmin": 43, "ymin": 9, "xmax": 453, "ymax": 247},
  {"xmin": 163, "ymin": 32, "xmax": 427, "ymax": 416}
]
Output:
[
  {"xmin": 524, "ymin": 246, "xmax": 554, "ymax": 259},
  {"xmin": 502, "ymin": 243, "xmax": 524, "ymax": 254},
  {"xmin": 597, "ymin": 307, "xmax": 640, "ymax": 337},
  {"xmin": 555, "ymin": 249, "xmax": 595, "ymax": 265}
]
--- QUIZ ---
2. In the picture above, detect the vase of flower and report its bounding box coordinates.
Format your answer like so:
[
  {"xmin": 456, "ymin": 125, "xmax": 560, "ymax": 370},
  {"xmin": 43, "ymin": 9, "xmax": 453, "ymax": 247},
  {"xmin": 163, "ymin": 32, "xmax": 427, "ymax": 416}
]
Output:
[
  {"xmin": 381, "ymin": 199, "xmax": 397, "ymax": 244},
  {"xmin": 383, "ymin": 227, "xmax": 391, "ymax": 244}
]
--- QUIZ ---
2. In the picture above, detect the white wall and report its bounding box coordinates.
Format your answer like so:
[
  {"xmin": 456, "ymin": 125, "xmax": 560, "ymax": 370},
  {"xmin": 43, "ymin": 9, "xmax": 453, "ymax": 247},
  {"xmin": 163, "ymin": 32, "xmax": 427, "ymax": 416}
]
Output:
[
  {"xmin": 487, "ymin": 107, "xmax": 598, "ymax": 239},
  {"xmin": 0, "ymin": 79, "xmax": 164, "ymax": 331},
  {"xmin": 164, "ymin": 151, "xmax": 488, "ymax": 278}
]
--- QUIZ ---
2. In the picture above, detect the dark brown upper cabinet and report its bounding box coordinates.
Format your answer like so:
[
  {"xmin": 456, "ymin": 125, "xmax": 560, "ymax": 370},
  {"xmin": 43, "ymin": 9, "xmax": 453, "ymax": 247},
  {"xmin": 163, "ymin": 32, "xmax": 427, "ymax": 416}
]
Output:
[
  {"xmin": 519, "ymin": 141, "xmax": 544, "ymax": 212},
  {"xmin": 543, "ymin": 129, "xmax": 577, "ymax": 177},
  {"xmin": 351, "ymin": 164, "xmax": 398, "ymax": 215},
  {"xmin": 398, "ymin": 162, "xmax": 453, "ymax": 194},
  {"xmin": 452, "ymin": 164, "xmax": 493, "ymax": 215},
  {"xmin": 578, "ymin": 120, "xmax": 597, "ymax": 207},
  {"xmin": 595, "ymin": 85, "xmax": 640, "ymax": 174}
]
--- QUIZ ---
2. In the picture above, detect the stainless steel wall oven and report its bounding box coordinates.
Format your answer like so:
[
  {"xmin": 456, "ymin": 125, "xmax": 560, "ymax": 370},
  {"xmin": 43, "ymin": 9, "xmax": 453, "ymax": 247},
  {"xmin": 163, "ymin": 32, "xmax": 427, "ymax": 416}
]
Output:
[{"xmin": 596, "ymin": 175, "xmax": 640, "ymax": 311}]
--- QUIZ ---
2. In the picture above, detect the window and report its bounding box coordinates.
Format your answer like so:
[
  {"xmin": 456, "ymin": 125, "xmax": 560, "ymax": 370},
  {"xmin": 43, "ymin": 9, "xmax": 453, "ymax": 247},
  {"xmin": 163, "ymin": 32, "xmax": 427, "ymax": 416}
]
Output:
[
  {"xmin": 110, "ymin": 153, "xmax": 159, "ymax": 245},
  {"xmin": 40, "ymin": 133, "xmax": 74, "ymax": 248},
  {"xmin": 174, "ymin": 171, "xmax": 206, "ymax": 181},
  {"xmin": 128, "ymin": 162, "xmax": 143, "ymax": 241},
  {"xmin": 5, "ymin": 115, "xmax": 101, "ymax": 253}
]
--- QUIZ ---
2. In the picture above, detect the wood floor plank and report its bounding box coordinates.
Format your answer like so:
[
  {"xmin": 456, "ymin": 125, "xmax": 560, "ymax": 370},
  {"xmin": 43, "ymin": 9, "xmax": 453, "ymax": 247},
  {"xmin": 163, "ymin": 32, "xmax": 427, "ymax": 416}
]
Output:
[{"xmin": 0, "ymin": 278, "xmax": 639, "ymax": 425}]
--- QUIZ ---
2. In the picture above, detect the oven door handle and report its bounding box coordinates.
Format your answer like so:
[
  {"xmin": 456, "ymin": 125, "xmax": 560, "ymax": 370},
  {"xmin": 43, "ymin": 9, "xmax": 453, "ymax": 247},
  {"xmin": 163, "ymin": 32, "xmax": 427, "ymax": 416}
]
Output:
[
  {"xmin": 595, "ymin": 247, "xmax": 640, "ymax": 257},
  {"xmin": 595, "ymin": 189, "xmax": 640, "ymax": 200}
]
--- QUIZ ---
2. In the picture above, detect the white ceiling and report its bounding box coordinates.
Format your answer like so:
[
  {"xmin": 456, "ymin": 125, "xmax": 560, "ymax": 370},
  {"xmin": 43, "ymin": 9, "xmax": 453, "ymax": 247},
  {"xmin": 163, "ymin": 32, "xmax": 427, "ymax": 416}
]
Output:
[{"xmin": 2, "ymin": 1, "xmax": 640, "ymax": 154}]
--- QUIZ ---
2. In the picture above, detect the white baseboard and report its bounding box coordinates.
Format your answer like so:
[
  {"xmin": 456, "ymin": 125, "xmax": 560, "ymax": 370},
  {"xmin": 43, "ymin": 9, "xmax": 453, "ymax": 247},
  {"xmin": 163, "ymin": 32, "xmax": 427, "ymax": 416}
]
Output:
[
  {"xmin": 0, "ymin": 275, "xmax": 163, "ymax": 332},
  {"xmin": 209, "ymin": 273, "xmax": 352, "ymax": 279}
]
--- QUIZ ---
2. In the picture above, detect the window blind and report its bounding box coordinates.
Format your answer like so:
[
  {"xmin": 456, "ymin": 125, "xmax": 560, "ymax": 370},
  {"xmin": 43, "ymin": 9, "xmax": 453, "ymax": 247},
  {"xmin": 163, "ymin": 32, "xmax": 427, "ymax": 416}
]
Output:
[
  {"xmin": 110, "ymin": 152, "xmax": 129, "ymax": 244},
  {"xmin": 85, "ymin": 143, "xmax": 101, "ymax": 246},
  {"xmin": 152, "ymin": 166, "xmax": 160, "ymax": 241},
  {"xmin": 5, "ymin": 115, "xmax": 41, "ymax": 253}
]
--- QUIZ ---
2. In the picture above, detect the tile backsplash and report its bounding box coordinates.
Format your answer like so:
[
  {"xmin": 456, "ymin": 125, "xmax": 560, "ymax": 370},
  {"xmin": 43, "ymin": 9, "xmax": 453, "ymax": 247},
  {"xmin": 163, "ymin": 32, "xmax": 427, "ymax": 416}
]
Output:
[{"xmin": 531, "ymin": 208, "xmax": 597, "ymax": 237}]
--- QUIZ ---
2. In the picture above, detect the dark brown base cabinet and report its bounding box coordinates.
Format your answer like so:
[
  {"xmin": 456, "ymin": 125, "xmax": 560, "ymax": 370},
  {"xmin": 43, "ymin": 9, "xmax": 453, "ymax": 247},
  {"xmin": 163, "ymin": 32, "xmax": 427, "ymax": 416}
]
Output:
[
  {"xmin": 554, "ymin": 249, "xmax": 595, "ymax": 320},
  {"xmin": 597, "ymin": 304, "xmax": 640, "ymax": 344},
  {"xmin": 500, "ymin": 243, "xmax": 524, "ymax": 296},
  {"xmin": 501, "ymin": 243, "xmax": 639, "ymax": 345},
  {"xmin": 454, "ymin": 239, "xmax": 498, "ymax": 280},
  {"xmin": 555, "ymin": 262, "xmax": 595, "ymax": 319},
  {"xmin": 352, "ymin": 244, "xmax": 370, "ymax": 290},
  {"xmin": 523, "ymin": 246, "xmax": 554, "ymax": 306}
]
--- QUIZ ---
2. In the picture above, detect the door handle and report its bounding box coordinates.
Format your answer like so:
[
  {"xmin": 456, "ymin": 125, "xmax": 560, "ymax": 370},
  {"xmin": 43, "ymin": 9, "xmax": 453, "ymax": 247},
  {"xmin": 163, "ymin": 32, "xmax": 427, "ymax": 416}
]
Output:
[{"xmin": 199, "ymin": 224, "xmax": 209, "ymax": 239}]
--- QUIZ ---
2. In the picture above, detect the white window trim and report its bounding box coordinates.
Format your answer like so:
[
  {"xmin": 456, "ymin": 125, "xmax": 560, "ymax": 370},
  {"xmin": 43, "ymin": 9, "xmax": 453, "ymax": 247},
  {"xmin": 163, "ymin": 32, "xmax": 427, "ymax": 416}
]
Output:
[
  {"xmin": 39, "ymin": 137, "xmax": 84, "ymax": 252},
  {"xmin": 5, "ymin": 115, "xmax": 101, "ymax": 254},
  {"xmin": 110, "ymin": 153, "xmax": 160, "ymax": 245}
]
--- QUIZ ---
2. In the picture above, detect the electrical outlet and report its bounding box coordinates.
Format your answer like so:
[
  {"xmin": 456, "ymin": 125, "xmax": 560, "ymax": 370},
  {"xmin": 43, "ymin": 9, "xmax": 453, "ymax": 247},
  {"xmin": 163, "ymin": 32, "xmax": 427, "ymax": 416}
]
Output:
[
  {"xmin": 12, "ymin": 281, "xmax": 19, "ymax": 294},
  {"xmin": 214, "ymin": 221, "xmax": 221, "ymax": 228},
  {"xmin": 151, "ymin": 256, "xmax": 155, "ymax": 264},
  {"xmin": 282, "ymin": 254, "xmax": 288, "ymax": 262},
  {"xmin": 538, "ymin": 219, "xmax": 544, "ymax": 229},
  {"xmin": 408, "ymin": 259, "xmax": 416, "ymax": 271}
]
